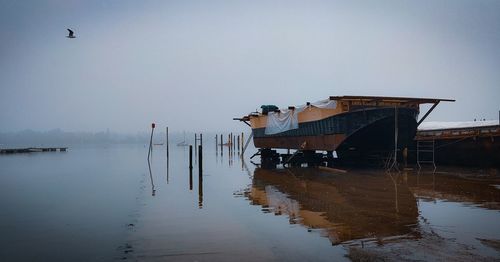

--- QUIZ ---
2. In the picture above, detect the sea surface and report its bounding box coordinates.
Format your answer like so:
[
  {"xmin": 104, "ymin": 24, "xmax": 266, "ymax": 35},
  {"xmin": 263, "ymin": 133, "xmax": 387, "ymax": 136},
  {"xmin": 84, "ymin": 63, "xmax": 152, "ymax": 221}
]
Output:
[{"xmin": 1, "ymin": 144, "xmax": 499, "ymax": 261}]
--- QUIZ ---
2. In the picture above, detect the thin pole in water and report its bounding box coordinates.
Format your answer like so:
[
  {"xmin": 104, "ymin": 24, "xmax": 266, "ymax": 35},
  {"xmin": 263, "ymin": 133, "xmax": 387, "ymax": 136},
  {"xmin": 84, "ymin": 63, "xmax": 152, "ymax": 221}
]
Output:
[
  {"xmin": 189, "ymin": 145, "xmax": 193, "ymax": 170},
  {"xmin": 148, "ymin": 123, "xmax": 155, "ymax": 160},
  {"xmin": 166, "ymin": 127, "xmax": 169, "ymax": 159},
  {"xmin": 189, "ymin": 145, "xmax": 193, "ymax": 190}
]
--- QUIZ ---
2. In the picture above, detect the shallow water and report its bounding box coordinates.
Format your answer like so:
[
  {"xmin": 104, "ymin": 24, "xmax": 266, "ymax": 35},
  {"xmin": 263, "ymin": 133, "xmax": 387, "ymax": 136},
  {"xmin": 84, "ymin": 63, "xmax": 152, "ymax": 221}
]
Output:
[{"xmin": 1, "ymin": 144, "xmax": 499, "ymax": 261}]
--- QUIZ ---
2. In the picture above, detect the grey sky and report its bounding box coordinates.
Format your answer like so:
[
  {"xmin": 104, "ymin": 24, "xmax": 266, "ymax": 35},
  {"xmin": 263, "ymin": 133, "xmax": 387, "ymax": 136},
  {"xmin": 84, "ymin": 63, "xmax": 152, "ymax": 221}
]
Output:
[{"xmin": 1, "ymin": 0, "xmax": 499, "ymax": 133}]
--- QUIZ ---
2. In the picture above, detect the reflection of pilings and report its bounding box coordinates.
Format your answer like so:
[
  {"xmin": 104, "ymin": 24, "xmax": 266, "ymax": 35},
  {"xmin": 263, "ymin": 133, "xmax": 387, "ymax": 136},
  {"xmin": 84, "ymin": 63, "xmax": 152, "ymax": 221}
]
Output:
[
  {"xmin": 166, "ymin": 151, "xmax": 170, "ymax": 184},
  {"xmin": 198, "ymin": 145, "xmax": 203, "ymax": 175},
  {"xmin": 198, "ymin": 172, "xmax": 203, "ymax": 208},
  {"xmin": 147, "ymin": 158, "xmax": 156, "ymax": 196},
  {"xmin": 198, "ymin": 145, "xmax": 203, "ymax": 208},
  {"xmin": 241, "ymin": 132, "xmax": 244, "ymax": 152},
  {"xmin": 189, "ymin": 167, "xmax": 193, "ymax": 191},
  {"xmin": 387, "ymin": 172, "xmax": 399, "ymax": 214}
]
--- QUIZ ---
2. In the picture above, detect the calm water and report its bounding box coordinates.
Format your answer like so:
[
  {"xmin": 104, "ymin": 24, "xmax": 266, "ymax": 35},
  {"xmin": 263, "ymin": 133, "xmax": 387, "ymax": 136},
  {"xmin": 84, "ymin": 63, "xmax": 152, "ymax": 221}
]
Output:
[{"xmin": 1, "ymin": 144, "xmax": 499, "ymax": 261}]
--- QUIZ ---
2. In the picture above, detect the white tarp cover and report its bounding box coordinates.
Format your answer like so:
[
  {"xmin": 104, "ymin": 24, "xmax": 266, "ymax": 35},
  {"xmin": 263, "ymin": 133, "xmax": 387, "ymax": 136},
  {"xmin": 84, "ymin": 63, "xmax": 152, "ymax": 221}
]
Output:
[
  {"xmin": 310, "ymin": 99, "xmax": 337, "ymax": 109},
  {"xmin": 264, "ymin": 99, "xmax": 337, "ymax": 135},
  {"xmin": 419, "ymin": 120, "xmax": 499, "ymax": 130},
  {"xmin": 265, "ymin": 109, "xmax": 302, "ymax": 135}
]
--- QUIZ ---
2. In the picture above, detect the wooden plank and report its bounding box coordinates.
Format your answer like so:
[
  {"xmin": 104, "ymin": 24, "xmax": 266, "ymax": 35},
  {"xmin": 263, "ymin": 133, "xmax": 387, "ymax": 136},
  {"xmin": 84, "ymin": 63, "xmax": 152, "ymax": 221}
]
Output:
[{"xmin": 318, "ymin": 166, "xmax": 348, "ymax": 174}]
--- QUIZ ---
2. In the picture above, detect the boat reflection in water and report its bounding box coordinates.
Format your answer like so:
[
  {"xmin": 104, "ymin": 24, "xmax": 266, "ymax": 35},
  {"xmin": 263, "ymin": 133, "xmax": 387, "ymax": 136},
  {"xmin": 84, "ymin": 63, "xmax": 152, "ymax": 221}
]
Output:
[
  {"xmin": 243, "ymin": 167, "xmax": 500, "ymax": 247},
  {"xmin": 246, "ymin": 168, "xmax": 420, "ymax": 245}
]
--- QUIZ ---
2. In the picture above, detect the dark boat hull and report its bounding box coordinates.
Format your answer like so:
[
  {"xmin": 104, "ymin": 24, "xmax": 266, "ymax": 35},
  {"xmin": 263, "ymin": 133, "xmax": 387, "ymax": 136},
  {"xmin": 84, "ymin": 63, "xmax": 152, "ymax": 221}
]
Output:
[
  {"xmin": 432, "ymin": 136, "xmax": 499, "ymax": 166},
  {"xmin": 253, "ymin": 107, "xmax": 418, "ymax": 161},
  {"xmin": 416, "ymin": 125, "xmax": 500, "ymax": 167}
]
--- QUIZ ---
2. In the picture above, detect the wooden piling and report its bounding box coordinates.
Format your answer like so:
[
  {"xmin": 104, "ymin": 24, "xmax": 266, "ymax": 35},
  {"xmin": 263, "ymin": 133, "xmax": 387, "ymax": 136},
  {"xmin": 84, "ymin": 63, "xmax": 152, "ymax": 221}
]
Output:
[
  {"xmin": 220, "ymin": 134, "xmax": 223, "ymax": 155},
  {"xmin": 189, "ymin": 145, "xmax": 193, "ymax": 170},
  {"xmin": 189, "ymin": 144, "xmax": 193, "ymax": 190},
  {"xmin": 166, "ymin": 127, "xmax": 169, "ymax": 159},
  {"xmin": 237, "ymin": 135, "xmax": 240, "ymax": 152}
]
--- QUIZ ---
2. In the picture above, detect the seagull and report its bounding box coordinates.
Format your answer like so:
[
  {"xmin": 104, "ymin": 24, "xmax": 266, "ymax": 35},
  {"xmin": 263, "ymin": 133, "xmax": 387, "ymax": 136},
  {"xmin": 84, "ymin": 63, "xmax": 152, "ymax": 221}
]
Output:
[{"xmin": 66, "ymin": 28, "xmax": 76, "ymax": 38}]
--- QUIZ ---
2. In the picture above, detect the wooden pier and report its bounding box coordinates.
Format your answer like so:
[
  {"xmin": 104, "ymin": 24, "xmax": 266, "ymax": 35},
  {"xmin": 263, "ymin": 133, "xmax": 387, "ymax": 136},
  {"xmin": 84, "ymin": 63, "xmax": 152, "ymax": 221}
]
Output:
[{"xmin": 0, "ymin": 147, "xmax": 68, "ymax": 154}]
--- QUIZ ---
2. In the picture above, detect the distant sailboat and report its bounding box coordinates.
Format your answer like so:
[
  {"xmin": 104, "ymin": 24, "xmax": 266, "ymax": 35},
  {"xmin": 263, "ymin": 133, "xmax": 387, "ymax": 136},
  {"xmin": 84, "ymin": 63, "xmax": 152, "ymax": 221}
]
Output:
[{"xmin": 177, "ymin": 132, "xmax": 188, "ymax": 146}]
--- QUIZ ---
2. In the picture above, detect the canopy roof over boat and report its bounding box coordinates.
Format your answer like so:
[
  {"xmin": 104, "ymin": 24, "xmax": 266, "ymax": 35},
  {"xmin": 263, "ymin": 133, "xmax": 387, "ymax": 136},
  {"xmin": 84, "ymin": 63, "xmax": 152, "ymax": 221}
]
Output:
[
  {"xmin": 235, "ymin": 95, "xmax": 455, "ymax": 128},
  {"xmin": 328, "ymin": 95, "xmax": 454, "ymax": 127},
  {"xmin": 418, "ymin": 120, "xmax": 499, "ymax": 131},
  {"xmin": 329, "ymin": 95, "xmax": 455, "ymax": 104}
]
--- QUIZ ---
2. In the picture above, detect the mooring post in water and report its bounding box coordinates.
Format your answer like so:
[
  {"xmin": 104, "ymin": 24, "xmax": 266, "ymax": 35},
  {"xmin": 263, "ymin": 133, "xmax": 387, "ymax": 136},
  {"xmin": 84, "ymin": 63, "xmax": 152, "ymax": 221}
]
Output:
[
  {"xmin": 189, "ymin": 145, "xmax": 193, "ymax": 170},
  {"xmin": 200, "ymin": 133, "xmax": 203, "ymax": 146},
  {"xmin": 215, "ymin": 135, "xmax": 218, "ymax": 153},
  {"xmin": 237, "ymin": 135, "xmax": 240, "ymax": 152},
  {"xmin": 189, "ymin": 145, "xmax": 193, "ymax": 191},
  {"xmin": 166, "ymin": 127, "xmax": 169, "ymax": 159},
  {"xmin": 388, "ymin": 106, "xmax": 399, "ymax": 172},
  {"xmin": 148, "ymin": 123, "xmax": 156, "ymax": 159},
  {"xmin": 220, "ymin": 134, "xmax": 223, "ymax": 155}
]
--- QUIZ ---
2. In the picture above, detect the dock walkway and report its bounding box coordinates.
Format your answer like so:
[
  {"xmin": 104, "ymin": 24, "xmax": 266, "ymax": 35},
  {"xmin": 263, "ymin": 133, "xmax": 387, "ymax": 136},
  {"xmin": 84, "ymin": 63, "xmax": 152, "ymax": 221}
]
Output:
[{"xmin": 0, "ymin": 147, "xmax": 68, "ymax": 154}]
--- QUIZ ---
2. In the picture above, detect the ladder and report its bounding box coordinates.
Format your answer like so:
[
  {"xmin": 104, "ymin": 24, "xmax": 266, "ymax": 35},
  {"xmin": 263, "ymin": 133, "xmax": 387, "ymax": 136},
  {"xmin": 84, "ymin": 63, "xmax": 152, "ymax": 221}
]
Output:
[{"xmin": 417, "ymin": 140, "xmax": 436, "ymax": 170}]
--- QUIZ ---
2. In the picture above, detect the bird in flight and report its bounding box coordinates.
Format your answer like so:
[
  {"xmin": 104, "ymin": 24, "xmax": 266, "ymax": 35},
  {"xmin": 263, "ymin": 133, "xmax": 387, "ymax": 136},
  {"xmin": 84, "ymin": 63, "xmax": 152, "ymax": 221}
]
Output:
[{"xmin": 66, "ymin": 28, "xmax": 76, "ymax": 38}]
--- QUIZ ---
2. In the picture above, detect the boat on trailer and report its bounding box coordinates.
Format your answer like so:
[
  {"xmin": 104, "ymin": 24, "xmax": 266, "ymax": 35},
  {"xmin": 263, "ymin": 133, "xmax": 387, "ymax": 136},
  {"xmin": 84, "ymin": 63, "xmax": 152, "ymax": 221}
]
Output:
[{"xmin": 235, "ymin": 95, "xmax": 454, "ymax": 166}]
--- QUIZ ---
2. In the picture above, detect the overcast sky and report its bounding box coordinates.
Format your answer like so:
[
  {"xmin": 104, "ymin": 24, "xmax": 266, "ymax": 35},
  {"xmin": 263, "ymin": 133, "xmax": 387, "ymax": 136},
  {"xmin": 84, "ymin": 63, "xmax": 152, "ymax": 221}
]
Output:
[{"xmin": 1, "ymin": 0, "xmax": 499, "ymax": 133}]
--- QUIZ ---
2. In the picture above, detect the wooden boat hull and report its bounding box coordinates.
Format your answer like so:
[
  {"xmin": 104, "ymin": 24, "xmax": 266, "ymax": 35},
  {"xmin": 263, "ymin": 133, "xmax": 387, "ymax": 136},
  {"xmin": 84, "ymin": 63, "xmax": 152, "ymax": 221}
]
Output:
[{"xmin": 252, "ymin": 107, "xmax": 418, "ymax": 158}]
